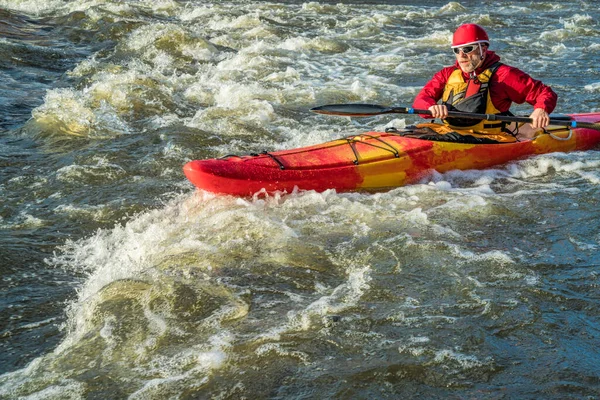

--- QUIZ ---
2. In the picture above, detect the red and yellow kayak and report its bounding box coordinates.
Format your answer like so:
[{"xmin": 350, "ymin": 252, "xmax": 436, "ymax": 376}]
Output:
[{"xmin": 183, "ymin": 113, "xmax": 600, "ymax": 196}]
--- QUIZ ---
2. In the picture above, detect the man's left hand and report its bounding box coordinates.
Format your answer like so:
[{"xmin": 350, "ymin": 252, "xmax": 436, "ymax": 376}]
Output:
[{"xmin": 529, "ymin": 108, "xmax": 550, "ymax": 129}]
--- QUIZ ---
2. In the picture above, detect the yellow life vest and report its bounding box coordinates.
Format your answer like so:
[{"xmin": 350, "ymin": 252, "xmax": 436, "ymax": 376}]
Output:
[{"xmin": 441, "ymin": 62, "xmax": 505, "ymax": 134}]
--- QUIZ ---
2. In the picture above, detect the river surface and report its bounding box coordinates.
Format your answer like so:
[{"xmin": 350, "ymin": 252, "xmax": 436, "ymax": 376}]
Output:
[{"xmin": 1, "ymin": 1, "xmax": 599, "ymax": 398}]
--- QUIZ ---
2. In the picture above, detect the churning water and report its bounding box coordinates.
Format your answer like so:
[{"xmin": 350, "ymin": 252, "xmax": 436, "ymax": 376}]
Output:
[{"xmin": 1, "ymin": 1, "xmax": 599, "ymax": 398}]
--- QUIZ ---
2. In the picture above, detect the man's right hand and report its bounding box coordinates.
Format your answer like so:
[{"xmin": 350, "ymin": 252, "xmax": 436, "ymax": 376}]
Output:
[{"xmin": 429, "ymin": 104, "xmax": 448, "ymax": 119}]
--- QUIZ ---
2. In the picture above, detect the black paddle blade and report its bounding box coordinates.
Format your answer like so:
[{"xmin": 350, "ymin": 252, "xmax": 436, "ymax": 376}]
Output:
[{"xmin": 310, "ymin": 103, "xmax": 395, "ymax": 116}]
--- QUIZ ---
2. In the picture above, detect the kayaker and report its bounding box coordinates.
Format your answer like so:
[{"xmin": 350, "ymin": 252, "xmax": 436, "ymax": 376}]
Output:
[{"xmin": 413, "ymin": 23, "xmax": 557, "ymax": 141}]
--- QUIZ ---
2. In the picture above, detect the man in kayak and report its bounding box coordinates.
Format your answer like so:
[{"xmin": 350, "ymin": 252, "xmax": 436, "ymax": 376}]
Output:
[{"xmin": 413, "ymin": 23, "xmax": 557, "ymax": 141}]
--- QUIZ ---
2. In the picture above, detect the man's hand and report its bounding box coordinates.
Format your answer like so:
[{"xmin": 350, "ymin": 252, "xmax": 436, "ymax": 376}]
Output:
[
  {"xmin": 428, "ymin": 104, "xmax": 448, "ymax": 119},
  {"xmin": 529, "ymin": 108, "xmax": 550, "ymax": 129}
]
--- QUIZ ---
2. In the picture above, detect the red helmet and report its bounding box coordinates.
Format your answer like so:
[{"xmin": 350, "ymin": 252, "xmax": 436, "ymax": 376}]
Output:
[{"xmin": 452, "ymin": 23, "xmax": 489, "ymax": 47}]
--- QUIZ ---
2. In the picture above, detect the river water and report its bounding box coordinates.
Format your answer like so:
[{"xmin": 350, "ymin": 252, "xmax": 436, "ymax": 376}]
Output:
[{"xmin": 1, "ymin": 1, "xmax": 599, "ymax": 398}]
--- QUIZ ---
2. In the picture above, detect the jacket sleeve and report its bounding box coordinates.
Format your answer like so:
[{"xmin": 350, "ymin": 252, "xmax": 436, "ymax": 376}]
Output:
[
  {"xmin": 412, "ymin": 68, "xmax": 451, "ymax": 118},
  {"xmin": 498, "ymin": 66, "xmax": 557, "ymax": 113}
]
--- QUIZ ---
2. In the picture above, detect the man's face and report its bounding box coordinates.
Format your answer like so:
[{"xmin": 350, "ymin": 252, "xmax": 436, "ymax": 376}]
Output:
[{"xmin": 454, "ymin": 44, "xmax": 486, "ymax": 73}]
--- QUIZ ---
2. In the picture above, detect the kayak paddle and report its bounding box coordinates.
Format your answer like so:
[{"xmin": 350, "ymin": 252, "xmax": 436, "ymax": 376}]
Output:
[{"xmin": 310, "ymin": 103, "xmax": 600, "ymax": 130}]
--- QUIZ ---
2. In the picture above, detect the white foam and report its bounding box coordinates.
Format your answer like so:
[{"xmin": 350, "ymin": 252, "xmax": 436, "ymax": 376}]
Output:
[
  {"xmin": 433, "ymin": 349, "xmax": 486, "ymax": 369},
  {"xmin": 32, "ymin": 89, "xmax": 94, "ymax": 136},
  {"xmin": 128, "ymin": 331, "xmax": 233, "ymax": 399},
  {"xmin": 0, "ymin": 0, "xmax": 66, "ymax": 15},
  {"xmin": 5, "ymin": 379, "xmax": 85, "ymax": 400},
  {"xmin": 178, "ymin": 5, "xmax": 213, "ymax": 22},
  {"xmin": 392, "ymin": 314, "xmax": 457, "ymax": 327},
  {"xmin": 56, "ymin": 158, "xmax": 126, "ymax": 183},
  {"xmin": 563, "ymin": 14, "xmax": 594, "ymax": 28},
  {"xmin": 410, "ymin": 336, "xmax": 430, "ymax": 344},
  {"xmin": 17, "ymin": 317, "xmax": 59, "ymax": 331},
  {"xmin": 584, "ymin": 82, "xmax": 600, "ymax": 92},
  {"xmin": 1, "ymin": 212, "xmax": 45, "ymax": 229},
  {"xmin": 452, "ymin": 247, "xmax": 515, "ymax": 266},
  {"xmin": 286, "ymin": 265, "xmax": 372, "ymax": 331},
  {"xmin": 302, "ymin": 2, "xmax": 347, "ymax": 14},
  {"xmin": 255, "ymin": 343, "xmax": 309, "ymax": 363},
  {"xmin": 524, "ymin": 274, "xmax": 540, "ymax": 286},
  {"xmin": 208, "ymin": 13, "xmax": 261, "ymax": 31}
]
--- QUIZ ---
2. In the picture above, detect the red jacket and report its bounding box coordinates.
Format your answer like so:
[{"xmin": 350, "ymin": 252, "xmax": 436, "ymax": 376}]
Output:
[{"xmin": 412, "ymin": 51, "xmax": 557, "ymax": 116}]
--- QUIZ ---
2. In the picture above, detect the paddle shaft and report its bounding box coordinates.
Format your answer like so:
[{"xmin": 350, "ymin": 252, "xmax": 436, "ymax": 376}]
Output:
[
  {"xmin": 403, "ymin": 107, "xmax": 600, "ymax": 130},
  {"xmin": 311, "ymin": 104, "xmax": 600, "ymax": 130}
]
